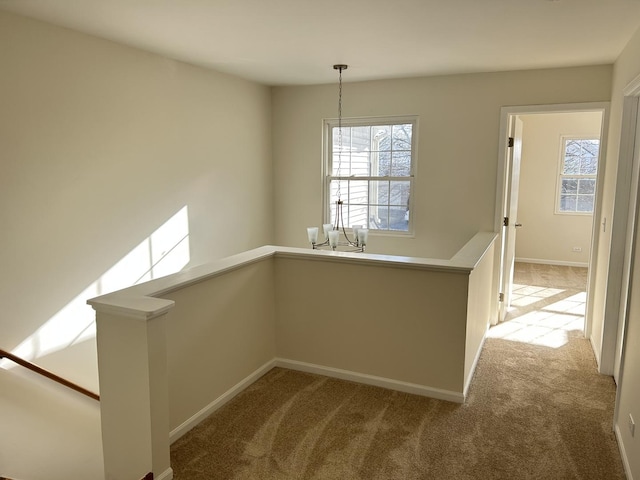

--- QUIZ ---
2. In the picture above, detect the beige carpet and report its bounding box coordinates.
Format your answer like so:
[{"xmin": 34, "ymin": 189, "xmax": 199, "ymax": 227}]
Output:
[
  {"xmin": 171, "ymin": 263, "xmax": 624, "ymax": 479},
  {"xmin": 171, "ymin": 342, "xmax": 623, "ymax": 479}
]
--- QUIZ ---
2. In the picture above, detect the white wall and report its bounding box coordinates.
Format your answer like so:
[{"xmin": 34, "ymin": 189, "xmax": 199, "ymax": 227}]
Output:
[
  {"xmin": 274, "ymin": 257, "xmax": 469, "ymax": 394},
  {"xmin": 163, "ymin": 261, "xmax": 277, "ymax": 431},
  {"xmin": 516, "ymin": 112, "xmax": 602, "ymax": 266},
  {"xmin": 607, "ymin": 23, "xmax": 640, "ymax": 480},
  {"xmin": 272, "ymin": 67, "xmax": 612, "ymax": 260},
  {"xmin": 0, "ymin": 11, "xmax": 273, "ymax": 390}
]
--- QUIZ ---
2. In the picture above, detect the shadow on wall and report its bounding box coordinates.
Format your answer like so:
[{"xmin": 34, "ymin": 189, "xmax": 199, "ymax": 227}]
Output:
[{"xmin": 0, "ymin": 206, "xmax": 191, "ymax": 372}]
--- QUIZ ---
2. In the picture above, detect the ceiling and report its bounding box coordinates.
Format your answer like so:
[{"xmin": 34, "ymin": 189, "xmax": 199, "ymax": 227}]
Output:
[{"xmin": 1, "ymin": 0, "xmax": 640, "ymax": 86}]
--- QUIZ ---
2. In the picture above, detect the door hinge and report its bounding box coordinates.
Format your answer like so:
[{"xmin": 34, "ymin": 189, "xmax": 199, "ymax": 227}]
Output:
[
  {"xmin": 508, "ymin": 137, "xmax": 514, "ymax": 148},
  {"xmin": 499, "ymin": 292, "xmax": 505, "ymax": 302},
  {"xmin": 503, "ymin": 216, "xmax": 509, "ymax": 227}
]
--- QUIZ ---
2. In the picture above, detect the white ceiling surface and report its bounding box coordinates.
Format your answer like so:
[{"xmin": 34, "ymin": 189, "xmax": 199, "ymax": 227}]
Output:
[{"xmin": 1, "ymin": 0, "xmax": 640, "ymax": 86}]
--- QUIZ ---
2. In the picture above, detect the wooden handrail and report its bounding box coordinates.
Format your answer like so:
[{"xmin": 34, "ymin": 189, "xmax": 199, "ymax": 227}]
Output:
[{"xmin": 0, "ymin": 349, "xmax": 99, "ymax": 401}]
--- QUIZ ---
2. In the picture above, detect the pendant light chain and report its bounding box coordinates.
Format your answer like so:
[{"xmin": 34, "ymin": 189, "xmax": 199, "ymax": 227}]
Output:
[{"xmin": 336, "ymin": 65, "xmax": 345, "ymax": 203}]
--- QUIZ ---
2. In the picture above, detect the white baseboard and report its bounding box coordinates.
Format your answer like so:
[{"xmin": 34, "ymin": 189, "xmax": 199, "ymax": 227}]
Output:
[
  {"xmin": 614, "ymin": 424, "xmax": 634, "ymax": 480},
  {"xmin": 156, "ymin": 467, "xmax": 174, "ymax": 480},
  {"xmin": 589, "ymin": 334, "xmax": 602, "ymax": 372},
  {"xmin": 169, "ymin": 359, "xmax": 277, "ymax": 443},
  {"xmin": 515, "ymin": 257, "xmax": 589, "ymax": 268},
  {"xmin": 275, "ymin": 358, "xmax": 464, "ymax": 404},
  {"xmin": 463, "ymin": 331, "xmax": 487, "ymax": 399}
]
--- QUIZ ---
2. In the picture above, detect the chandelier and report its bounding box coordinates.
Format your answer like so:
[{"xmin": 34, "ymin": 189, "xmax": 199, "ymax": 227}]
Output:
[{"xmin": 306, "ymin": 64, "xmax": 368, "ymax": 252}]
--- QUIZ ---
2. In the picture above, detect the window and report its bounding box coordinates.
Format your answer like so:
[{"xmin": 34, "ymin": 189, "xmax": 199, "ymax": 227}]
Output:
[
  {"xmin": 557, "ymin": 137, "xmax": 599, "ymax": 214},
  {"xmin": 324, "ymin": 116, "xmax": 417, "ymax": 233}
]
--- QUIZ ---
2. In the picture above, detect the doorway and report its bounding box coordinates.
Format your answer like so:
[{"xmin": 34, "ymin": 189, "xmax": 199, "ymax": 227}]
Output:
[{"xmin": 495, "ymin": 103, "xmax": 609, "ymax": 344}]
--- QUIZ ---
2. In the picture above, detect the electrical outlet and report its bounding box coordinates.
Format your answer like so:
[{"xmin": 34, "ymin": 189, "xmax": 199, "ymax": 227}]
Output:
[
  {"xmin": 572, "ymin": 247, "xmax": 582, "ymax": 252},
  {"xmin": 629, "ymin": 414, "xmax": 635, "ymax": 437}
]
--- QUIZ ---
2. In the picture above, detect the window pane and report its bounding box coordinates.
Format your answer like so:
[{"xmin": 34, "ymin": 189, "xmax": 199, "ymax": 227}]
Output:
[
  {"xmin": 582, "ymin": 139, "xmax": 600, "ymax": 157},
  {"xmin": 350, "ymin": 150, "xmax": 371, "ymax": 176},
  {"xmin": 372, "ymin": 125, "xmax": 391, "ymax": 151},
  {"xmin": 560, "ymin": 195, "xmax": 577, "ymax": 212},
  {"xmin": 374, "ymin": 151, "xmax": 391, "ymax": 176},
  {"xmin": 346, "ymin": 203, "xmax": 368, "ymax": 227},
  {"xmin": 392, "ymin": 124, "xmax": 412, "ymax": 151},
  {"xmin": 351, "ymin": 126, "xmax": 371, "ymax": 152},
  {"xmin": 370, "ymin": 205, "xmax": 389, "ymax": 229},
  {"xmin": 332, "ymin": 149, "xmax": 350, "ymax": 175},
  {"xmin": 332, "ymin": 126, "xmax": 351, "ymax": 150},
  {"xmin": 561, "ymin": 178, "xmax": 578, "ymax": 194},
  {"xmin": 391, "ymin": 152, "xmax": 411, "ymax": 177},
  {"xmin": 329, "ymin": 179, "xmax": 349, "ymax": 205},
  {"xmin": 580, "ymin": 157, "xmax": 598, "ymax": 175},
  {"xmin": 577, "ymin": 195, "xmax": 594, "ymax": 213},
  {"xmin": 347, "ymin": 180, "xmax": 368, "ymax": 205},
  {"xmin": 390, "ymin": 181, "xmax": 411, "ymax": 207},
  {"xmin": 389, "ymin": 206, "xmax": 409, "ymax": 231},
  {"xmin": 329, "ymin": 198, "xmax": 338, "ymax": 224},
  {"xmin": 563, "ymin": 157, "xmax": 580, "ymax": 174},
  {"xmin": 578, "ymin": 178, "xmax": 596, "ymax": 195},
  {"xmin": 565, "ymin": 140, "xmax": 582, "ymax": 156},
  {"xmin": 370, "ymin": 180, "xmax": 389, "ymax": 205}
]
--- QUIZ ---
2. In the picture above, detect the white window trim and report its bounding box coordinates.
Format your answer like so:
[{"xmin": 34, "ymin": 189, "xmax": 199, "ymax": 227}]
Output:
[
  {"xmin": 554, "ymin": 135, "xmax": 599, "ymax": 216},
  {"xmin": 322, "ymin": 115, "xmax": 419, "ymax": 236}
]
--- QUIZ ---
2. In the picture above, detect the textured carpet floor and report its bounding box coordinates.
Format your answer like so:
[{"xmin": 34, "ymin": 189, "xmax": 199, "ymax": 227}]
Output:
[{"xmin": 170, "ymin": 336, "xmax": 624, "ymax": 479}]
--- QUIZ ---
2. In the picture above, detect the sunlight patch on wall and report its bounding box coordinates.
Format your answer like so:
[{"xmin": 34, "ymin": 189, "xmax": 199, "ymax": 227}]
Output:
[{"xmin": 2, "ymin": 206, "xmax": 190, "ymax": 367}]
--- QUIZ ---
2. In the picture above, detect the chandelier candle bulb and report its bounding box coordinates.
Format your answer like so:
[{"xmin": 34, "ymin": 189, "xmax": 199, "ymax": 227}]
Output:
[
  {"xmin": 352, "ymin": 225, "xmax": 362, "ymax": 243},
  {"xmin": 357, "ymin": 228, "xmax": 369, "ymax": 247},
  {"xmin": 323, "ymin": 223, "xmax": 334, "ymax": 239},
  {"xmin": 328, "ymin": 230, "xmax": 340, "ymax": 249},
  {"xmin": 307, "ymin": 227, "xmax": 319, "ymax": 245}
]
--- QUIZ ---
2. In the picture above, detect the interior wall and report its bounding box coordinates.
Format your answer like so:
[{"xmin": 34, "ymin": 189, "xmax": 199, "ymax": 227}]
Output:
[
  {"xmin": 272, "ymin": 66, "xmax": 612, "ymax": 260},
  {"xmin": 516, "ymin": 112, "xmax": 602, "ymax": 266},
  {"xmin": 464, "ymin": 240, "xmax": 495, "ymax": 389},
  {"xmin": 608, "ymin": 23, "xmax": 640, "ymax": 479},
  {"xmin": 0, "ymin": 11, "xmax": 273, "ymax": 390},
  {"xmin": 274, "ymin": 257, "xmax": 470, "ymax": 394},
  {"xmin": 162, "ymin": 261, "xmax": 277, "ymax": 431}
]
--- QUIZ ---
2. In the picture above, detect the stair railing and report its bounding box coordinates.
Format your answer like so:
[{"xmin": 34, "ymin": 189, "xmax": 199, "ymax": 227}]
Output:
[{"xmin": 0, "ymin": 349, "xmax": 99, "ymax": 401}]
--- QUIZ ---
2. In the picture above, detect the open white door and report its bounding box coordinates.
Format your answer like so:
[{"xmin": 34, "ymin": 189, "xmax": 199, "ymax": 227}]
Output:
[
  {"xmin": 614, "ymin": 95, "xmax": 640, "ymax": 382},
  {"xmin": 498, "ymin": 116, "xmax": 524, "ymax": 322}
]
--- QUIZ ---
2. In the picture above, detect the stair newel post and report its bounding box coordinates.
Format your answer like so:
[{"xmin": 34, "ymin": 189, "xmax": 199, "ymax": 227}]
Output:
[{"xmin": 89, "ymin": 296, "xmax": 175, "ymax": 480}]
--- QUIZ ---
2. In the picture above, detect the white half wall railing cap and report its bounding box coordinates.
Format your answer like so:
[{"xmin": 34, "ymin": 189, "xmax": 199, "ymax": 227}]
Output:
[{"xmin": 88, "ymin": 233, "xmax": 498, "ymax": 317}]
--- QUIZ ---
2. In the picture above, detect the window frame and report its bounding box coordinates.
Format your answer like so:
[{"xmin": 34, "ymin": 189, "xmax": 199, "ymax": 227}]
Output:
[
  {"xmin": 555, "ymin": 135, "xmax": 600, "ymax": 216},
  {"xmin": 322, "ymin": 115, "xmax": 418, "ymax": 236}
]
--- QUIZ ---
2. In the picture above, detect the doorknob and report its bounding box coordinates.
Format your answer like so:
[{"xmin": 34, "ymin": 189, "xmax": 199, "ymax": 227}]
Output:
[{"xmin": 515, "ymin": 223, "xmax": 523, "ymax": 228}]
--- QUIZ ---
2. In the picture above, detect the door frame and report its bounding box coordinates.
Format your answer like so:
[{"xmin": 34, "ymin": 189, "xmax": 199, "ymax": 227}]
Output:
[
  {"xmin": 495, "ymin": 102, "xmax": 610, "ymax": 338},
  {"xmin": 610, "ymin": 74, "xmax": 640, "ymax": 383},
  {"xmin": 613, "ymin": 71, "xmax": 640, "ymax": 444}
]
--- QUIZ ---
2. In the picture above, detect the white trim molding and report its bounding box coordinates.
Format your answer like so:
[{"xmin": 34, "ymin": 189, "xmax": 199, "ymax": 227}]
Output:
[
  {"xmin": 275, "ymin": 358, "xmax": 465, "ymax": 404},
  {"xmin": 170, "ymin": 359, "xmax": 277, "ymax": 443},
  {"xmin": 515, "ymin": 257, "xmax": 589, "ymax": 268},
  {"xmin": 615, "ymin": 424, "xmax": 634, "ymax": 480},
  {"xmin": 464, "ymin": 332, "xmax": 488, "ymax": 398},
  {"xmin": 156, "ymin": 468, "xmax": 174, "ymax": 480}
]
